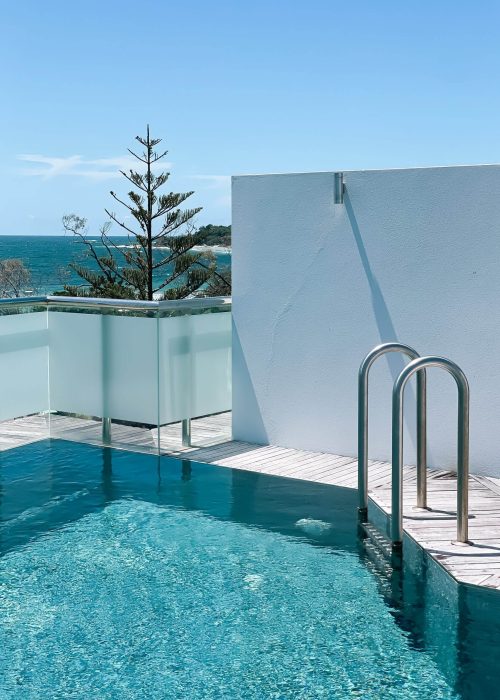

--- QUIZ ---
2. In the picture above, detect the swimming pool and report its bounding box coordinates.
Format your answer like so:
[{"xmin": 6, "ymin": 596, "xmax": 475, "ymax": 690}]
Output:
[{"xmin": 0, "ymin": 440, "xmax": 498, "ymax": 699}]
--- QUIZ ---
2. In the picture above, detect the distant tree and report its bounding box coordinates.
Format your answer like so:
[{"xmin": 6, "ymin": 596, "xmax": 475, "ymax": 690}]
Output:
[
  {"xmin": 189, "ymin": 224, "xmax": 231, "ymax": 247},
  {"xmin": 203, "ymin": 265, "xmax": 231, "ymax": 296},
  {"xmin": 0, "ymin": 259, "xmax": 31, "ymax": 298},
  {"xmin": 59, "ymin": 126, "xmax": 217, "ymax": 300},
  {"xmin": 193, "ymin": 224, "xmax": 231, "ymax": 296}
]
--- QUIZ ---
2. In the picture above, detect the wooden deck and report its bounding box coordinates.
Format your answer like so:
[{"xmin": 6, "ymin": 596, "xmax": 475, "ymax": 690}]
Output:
[{"xmin": 3, "ymin": 411, "xmax": 500, "ymax": 591}]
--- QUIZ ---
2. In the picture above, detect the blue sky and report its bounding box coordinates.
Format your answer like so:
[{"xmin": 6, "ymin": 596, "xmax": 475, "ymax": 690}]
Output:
[{"xmin": 1, "ymin": 0, "xmax": 500, "ymax": 235}]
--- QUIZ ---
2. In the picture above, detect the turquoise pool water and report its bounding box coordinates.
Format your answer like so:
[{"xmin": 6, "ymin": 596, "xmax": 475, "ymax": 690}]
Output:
[{"xmin": 0, "ymin": 440, "xmax": 498, "ymax": 699}]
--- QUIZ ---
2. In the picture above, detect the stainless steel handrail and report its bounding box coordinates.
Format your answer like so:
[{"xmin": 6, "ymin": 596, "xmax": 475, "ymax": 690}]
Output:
[
  {"xmin": 0, "ymin": 296, "xmax": 232, "ymax": 313},
  {"xmin": 0, "ymin": 296, "xmax": 47, "ymax": 305},
  {"xmin": 358, "ymin": 343, "xmax": 427, "ymax": 520},
  {"xmin": 391, "ymin": 356, "xmax": 470, "ymax": 548},
  {"xmin": 46, "ymin": 295, "xmax": 231, "ymax": 312}
]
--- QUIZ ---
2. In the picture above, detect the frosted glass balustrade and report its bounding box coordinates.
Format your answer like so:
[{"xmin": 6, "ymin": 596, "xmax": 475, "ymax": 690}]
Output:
[
  {"xmin": 0, "ymin": 304, "xmax": 49, "ymax": 421},
  {"xmin": 102, "ymin": 314, "xmax": 159, "ymax": 424},
  {"xmin": 158, "ymin": 308, "xmax": 232, "ymax": 424},
  {"xmin": 0, "ymin": 297, "xmax": 231, "ymax": 432},
  {"xmin": 49, "ymin": 310, "xmax": 104, "ymax": 418},
  {"xmin": 49, "ymin": 310, "xmax": 159, "ymax": 424}
]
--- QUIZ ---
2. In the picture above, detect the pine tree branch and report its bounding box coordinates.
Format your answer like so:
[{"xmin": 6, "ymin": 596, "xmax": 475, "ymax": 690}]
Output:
[
  {"xmin": 151, "ymin": 246, "xmax": 207, "ymax": 270},
  {"xmin": 120, "ymin": 170, "xmax": 148, "ymax": 192},
  {"xmin": 104, "ymin": 209, "xmax": 140, "ymax": 238},
  {"xmin": 152, "ymin": 255, "xmax": 209, "ymax": 293},
  {"xmin": 153, "ymin": 209, "xmax": 203, "ymax": 235},
  {"xmin": 72, "ymin": 228, "xmax": 132, "ymax": 288},
  {"xmin": 195, "ymin": 259, "xmax": 229, "ymax": 286},
  {"xmin": 151, "ymin": 149, "xmax": 168, "ymax": 162},
  {"xmin": 151, "ymin": 193, "xmax": 196, "ymax": 220},
  {"xmin": 153, "ymin": 268, "xmax": 187, "ymax": 293},
  {"xmin": 127, "ymin": 148, "xmax": 148, "ymax": 164},
  {"xmin": 109, "ymin": 191, "xmax": 136, "ymax": 214}
]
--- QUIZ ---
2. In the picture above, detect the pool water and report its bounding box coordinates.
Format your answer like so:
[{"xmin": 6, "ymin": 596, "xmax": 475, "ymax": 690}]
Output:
[{"xmin": 0, "ymin": 440, "xmax": 498, "ymax": 699}]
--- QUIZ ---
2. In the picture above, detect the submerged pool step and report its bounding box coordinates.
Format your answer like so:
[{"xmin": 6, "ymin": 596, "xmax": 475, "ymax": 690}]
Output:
[
  {"xmin": 359, "ymin": 522, "xmax": 395, "ymax": 577},
  {"xmin": 361, "ymin": 522, "xmax": 392, "ymax": 557}
]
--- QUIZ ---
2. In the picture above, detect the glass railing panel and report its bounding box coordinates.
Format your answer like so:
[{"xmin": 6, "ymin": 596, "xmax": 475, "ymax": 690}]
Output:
[
  {"xmin": 47, "ymin": 299, "xmax": 160, "ymax": 452},
  {"xmin": 102, "ymin": 313, "xmax": 159, "ymax": 425},
  {"xmin": 48, "ymin": 305, "xmax": 105, "ymax": 419},
  {"xmin": 0, "ymin": 299, "xmax": 49, "ymax": 423},
  {"xmin": 158, "ymin": 298, "xmax": 232, "ymax": 427}
]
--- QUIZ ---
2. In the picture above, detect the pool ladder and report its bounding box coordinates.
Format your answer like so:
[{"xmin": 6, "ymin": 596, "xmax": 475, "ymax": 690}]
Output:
[{"xmin": 358, "ymin": 343, "xmax": 470, "ymax": 550}]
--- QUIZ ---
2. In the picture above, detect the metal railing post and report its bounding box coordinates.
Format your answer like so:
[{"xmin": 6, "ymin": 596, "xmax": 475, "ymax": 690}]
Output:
[
  {"xmin": 391, "ymin": 356, "xmax": 470, "ymax": 548},
  {"xmin": 102, "ymin": 417, "xmax": 112, "ymax": 445},
  {"xmin": 358, "ymin": 343, "xmax": 427, "ymax": 520},
  {"xmin": 182, "ymin": 418, "xmax": 191, "ymax": 447}
]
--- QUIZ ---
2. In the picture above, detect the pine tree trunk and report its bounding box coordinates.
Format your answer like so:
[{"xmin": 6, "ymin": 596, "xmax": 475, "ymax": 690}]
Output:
[{"xmin": 146, "ymin": 125, "xmax": 154, "ymax": 301}]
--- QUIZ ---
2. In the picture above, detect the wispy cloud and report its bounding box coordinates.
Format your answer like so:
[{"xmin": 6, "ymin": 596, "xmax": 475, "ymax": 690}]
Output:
[
  {"xmin": 17, "ymin": 154, "xmax": 171, "ymax": 180},
  {"xmin": 192, "ymin": 175, "xmax": 231, "ymax": 188}
]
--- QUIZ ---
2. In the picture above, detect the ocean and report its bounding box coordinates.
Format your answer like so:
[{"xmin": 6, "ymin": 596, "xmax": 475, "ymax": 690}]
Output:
[{"xmin": 0, "ymin": 236, "xmax": 231, "ymax": 296}]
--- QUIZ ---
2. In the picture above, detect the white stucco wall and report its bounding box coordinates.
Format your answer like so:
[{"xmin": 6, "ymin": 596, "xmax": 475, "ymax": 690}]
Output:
[{"xmin": 232, "ymin": 165, "xmax": 500, "ymax": 476}]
